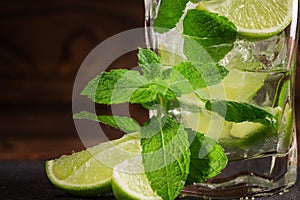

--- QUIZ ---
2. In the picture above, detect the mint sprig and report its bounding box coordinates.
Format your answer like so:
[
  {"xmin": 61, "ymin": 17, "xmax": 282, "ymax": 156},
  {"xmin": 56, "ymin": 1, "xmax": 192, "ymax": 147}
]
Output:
[
  {"xmin": 81, "ymin": 49, "xmax": 228, "ymax": 105},
  {"xmin": 75, "ymin": 48, "xmax": 229, "ymax": 200},
  {"xmin": 74, "ymin": 47, "xmax": 279, "ymax": 200},
  {"xmin": 60, "ymin": 0, "xmax": 282, "ymax": 198}
]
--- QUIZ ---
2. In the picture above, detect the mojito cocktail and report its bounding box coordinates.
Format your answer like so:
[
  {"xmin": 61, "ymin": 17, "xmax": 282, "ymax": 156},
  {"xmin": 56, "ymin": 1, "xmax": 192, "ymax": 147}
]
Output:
[{"xmin": 145, "ymin": 0, "xmax": 298, "ymax": 198}]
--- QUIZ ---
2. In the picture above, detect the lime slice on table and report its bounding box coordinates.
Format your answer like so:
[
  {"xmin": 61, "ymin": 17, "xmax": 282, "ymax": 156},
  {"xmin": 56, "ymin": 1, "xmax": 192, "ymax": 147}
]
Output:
[
  {"xmin": 112, "ymin": 156, "xmax": 161, "ymax": 200},
  {"xmin": 197, "ymin": 0, "xmax": 293, "ymax": 38},
  {"xmin": 46, "ymin": 133, "xmax": 140, "ymax": 196}
]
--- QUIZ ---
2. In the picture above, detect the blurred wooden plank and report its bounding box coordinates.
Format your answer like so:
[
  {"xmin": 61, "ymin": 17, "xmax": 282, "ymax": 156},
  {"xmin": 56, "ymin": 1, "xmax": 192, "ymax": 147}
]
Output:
[
  {"xmin": 0, "ymin": 79, "xmax": 73, "ymax": 104},
  {"xmin": 0, "ymin": 0, "xmax": 144, "ymax": 159},
  {"xmin": 0, "ymin": 135, "xmax": 84, "ymax": 160},
  {"xmin": 0, "ymin": 0, "xmax": 143, "ymax": 78}
]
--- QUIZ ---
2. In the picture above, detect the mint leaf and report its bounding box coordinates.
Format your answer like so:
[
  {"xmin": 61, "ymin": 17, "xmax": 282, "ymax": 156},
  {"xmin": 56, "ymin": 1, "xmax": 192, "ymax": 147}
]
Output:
[
  {"xmin": 189, "ymin": 0, "xmax": 200, "ymax": 3},
  {"xmin": 173, "ymin": 62, "xmax": 228, "ymax": 89},
  {"xmin": 205, "ymin": 100, "xmax": 277, "ymax": 128},
  {"xmin": 153, "ymin": 0, "xmax": 189, "ymax": 33},
  {"xmin": 141, "ymin": 116, "xmax": 190, "ymax": 200},
  {"xmin": 183, "ymin": 9, "xmax": 237, "ymax": 61},
  {"xmin": 80, "ymin": 74, "xmax": 101, "ymax": 99},
  {"xmin": 194, "ymin": 63, "xmax": 229, "ymax": 86},
  {"xmin": 183, "ymin": 36, "xmax": 215, "ymax": 64},
  {"xmin": 152, "ymin": 61, "xmax": 228, "ymax": 97},
  {"xmin": 130, "ymin": 84, "xmax": 158, "ymax": 104},
  {"xmin": 185, "ymin": 128, "xmax": 227, "ymax": 184},
  {"xmin": 277, "ymin": 80, "xmax": 290, "ymax": 108},
  {"xmin": 73, "ymin": 111, "xmax": 99, "ymax": 121},
  {"xmin": 81, "ymin": 69, "xmax": 149, "ymax": 105},
  {"xmin": 161, "ymin": 67, "xmax": 194, "ymax": 96},
  {"xmin": 140, "ymin": 89, "xmax": 177, "ymax": 110},
  {"xmin": 73, "ymin": 111, "xmax": 140, "ymax": 133},
  {"xmin": 137, "ymin": 48, "xmax": 162, "ymax": 80},
  {"xmin": 131, "ymin": 82, "xmax": 177, "ymax": 106}
]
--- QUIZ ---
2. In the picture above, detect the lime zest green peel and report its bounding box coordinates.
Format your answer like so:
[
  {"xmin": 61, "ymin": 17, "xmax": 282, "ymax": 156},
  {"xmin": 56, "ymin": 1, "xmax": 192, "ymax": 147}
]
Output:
[{"xmin": 197, "ymin": 0, "xmax": 293, "ymax": 38}]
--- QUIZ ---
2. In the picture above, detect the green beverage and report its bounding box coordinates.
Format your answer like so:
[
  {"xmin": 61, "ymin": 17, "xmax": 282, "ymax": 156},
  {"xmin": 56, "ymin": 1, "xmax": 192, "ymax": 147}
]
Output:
[{"xmin": 145, "ymin": 0, "xmax": 298, "ymax": 198}]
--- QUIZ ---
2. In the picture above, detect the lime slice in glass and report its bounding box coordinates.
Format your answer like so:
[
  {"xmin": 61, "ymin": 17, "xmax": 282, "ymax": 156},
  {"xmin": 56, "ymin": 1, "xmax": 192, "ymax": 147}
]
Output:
[
  {"xmin": 159, "ymin": 45, "xmax": 184, "ymax": 67},
  {"xmin": 230, "ymin": 121, "xmax": 268, "ymax": 139},
  {"xmin": 112, "ymin": 156, "xmax": 161, "ymax": 200},
  {"xmin": 231, "ymin": 107, "xmax": 281, "ymax": 142},
  {"xmin": 181, "ymin": 107, "xmax": 232, "ymax": 140},
  {"xmin": 180, "ymin": 66, "xmax": 268, "ymax": 107},
  {"xmin": 205, "ymin": 67, "xmax": 268, "ymax": 102},
  {"xmin": 45, "ymin": 133, "xmax": 140, "ymax": 196},
  {"xmin": 197, "ymin": 0, "xmax": 293, "ymax": 38}
]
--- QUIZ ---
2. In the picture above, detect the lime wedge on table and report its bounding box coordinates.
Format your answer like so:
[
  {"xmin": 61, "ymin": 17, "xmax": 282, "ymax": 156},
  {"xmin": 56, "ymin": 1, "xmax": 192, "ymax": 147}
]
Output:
[
  {"xmin": 112, "ymin": 156, "xmax": 161, "ymax": 200},
  {"xmin": 46, "ymin": 133, "xmax": 140, "ymax": 196},
  {"xmin": 197, "ymin": 0, "xmax": 293, "ymax": 38}
]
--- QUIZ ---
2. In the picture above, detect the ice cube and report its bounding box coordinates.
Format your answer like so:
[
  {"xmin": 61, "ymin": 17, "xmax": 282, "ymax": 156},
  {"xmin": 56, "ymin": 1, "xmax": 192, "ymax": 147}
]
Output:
[
  {"xmin": 252, "ymin": 32, "xmax": 287, "ymax": 69},
  {"xmin": 220, "ymin": 32, "xmax": 287, "ymax": 70}
]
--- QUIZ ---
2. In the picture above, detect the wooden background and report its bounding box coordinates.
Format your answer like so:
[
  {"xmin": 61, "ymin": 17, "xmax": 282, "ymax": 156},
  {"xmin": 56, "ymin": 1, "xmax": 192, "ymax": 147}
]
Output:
[{"xmin": 0, "ymin": 0, "xmax": 299, "ymax": 160}]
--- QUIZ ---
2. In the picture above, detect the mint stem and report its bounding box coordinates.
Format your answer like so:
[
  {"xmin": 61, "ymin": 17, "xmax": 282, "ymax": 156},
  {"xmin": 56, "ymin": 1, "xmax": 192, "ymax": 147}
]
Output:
[{"xmin": 157, "ymin": 96, "xmax": 165, "ymax": 118}]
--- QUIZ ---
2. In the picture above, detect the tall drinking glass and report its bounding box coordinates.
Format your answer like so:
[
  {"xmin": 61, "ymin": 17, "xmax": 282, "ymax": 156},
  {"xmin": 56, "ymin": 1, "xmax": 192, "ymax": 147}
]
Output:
[{"xmin": 145, "ymin": 0, "xmax": 299, "ymax": 198}]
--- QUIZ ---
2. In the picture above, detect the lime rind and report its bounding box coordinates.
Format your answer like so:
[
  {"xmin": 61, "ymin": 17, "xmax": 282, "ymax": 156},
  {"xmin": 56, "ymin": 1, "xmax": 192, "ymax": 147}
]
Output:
[
  {"xmin": 46, "ymin": 160, "xmax": 112, "ymax": 196},
  {"xmin": 45, "ymin": 133, "xmax": 140, "ymax": 197},
  {"xmin": 197, "ymin": 0, "xmax": 293, "ymax": 38},
  {"xmin": 112, "ymin": 156, "xmax": 161, "ymax": 200}
]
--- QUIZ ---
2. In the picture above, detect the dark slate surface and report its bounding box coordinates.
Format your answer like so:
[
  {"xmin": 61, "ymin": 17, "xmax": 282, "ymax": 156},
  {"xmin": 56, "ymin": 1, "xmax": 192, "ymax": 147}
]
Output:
[{"xmin": 0, "ymin": 160, "xmax": 299, "ymax": 200}]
